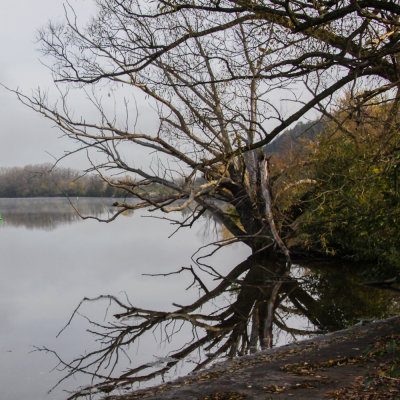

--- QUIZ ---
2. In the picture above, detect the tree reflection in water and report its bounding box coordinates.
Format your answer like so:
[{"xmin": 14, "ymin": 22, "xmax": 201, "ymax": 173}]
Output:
[
  {"xmin": 41, "ymin": 245, "xmax": 400, "ymax": 400},
  {"xmin": 0, "ymin": 198, "xmax": 116, "ymax": 231},
  {"xmin": 1, "ymin": 198, "xmax": 398, "ymax": 399},
  {"xmin": 296, "ymin": 263, "xmax": 400, "ymax": 330}
]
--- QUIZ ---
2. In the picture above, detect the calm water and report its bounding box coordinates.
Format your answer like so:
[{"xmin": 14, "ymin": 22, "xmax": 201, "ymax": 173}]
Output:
[
  {"xmin": 0, "ymin": 198, "xmax": 250, "ymax": 400},
  {"xmin": 1, "ymin": 198, "xmax": 398, "ymax": 400}
]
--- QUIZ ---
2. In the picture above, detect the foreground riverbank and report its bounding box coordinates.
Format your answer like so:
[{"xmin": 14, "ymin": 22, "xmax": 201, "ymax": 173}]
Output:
[{"xmin": 109, "ymin": 315, "xmax": 400, "ymax": 400}]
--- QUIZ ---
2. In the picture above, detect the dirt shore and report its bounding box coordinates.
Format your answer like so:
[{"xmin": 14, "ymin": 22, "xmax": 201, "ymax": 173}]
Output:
[{"xmin": 109, "ymin": 315, "xmax": 400, "ymax": 400}]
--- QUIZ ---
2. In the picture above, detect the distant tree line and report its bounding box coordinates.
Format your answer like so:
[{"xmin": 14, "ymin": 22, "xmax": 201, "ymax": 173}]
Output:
[{"xmin": 0, "ymin": 164, "xmax": 129, "ymax": 197}]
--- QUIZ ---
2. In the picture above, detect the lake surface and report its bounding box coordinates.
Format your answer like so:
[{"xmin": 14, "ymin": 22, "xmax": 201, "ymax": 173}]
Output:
[
  {"xmin": 1, "ymin": 198, "xmax": 398, "ymax": 400},
  {"xmin": 0, "ymin": 198, "xmax": 251, "ymax": 400}
]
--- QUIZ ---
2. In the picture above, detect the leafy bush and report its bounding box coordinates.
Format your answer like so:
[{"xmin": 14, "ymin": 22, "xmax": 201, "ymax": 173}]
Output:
[{"xmin": 296, "ymin": 99, "xmax": 400, "ymax": 278}]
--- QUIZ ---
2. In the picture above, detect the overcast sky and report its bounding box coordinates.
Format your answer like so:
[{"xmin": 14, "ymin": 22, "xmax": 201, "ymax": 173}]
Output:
[
  {"xmin": 0, "ymin": 1, "xmax": 77, "ymax": 168},
  {"xmin": 0, "ymin": 0, "xmax": 155, "ymax": 171}
]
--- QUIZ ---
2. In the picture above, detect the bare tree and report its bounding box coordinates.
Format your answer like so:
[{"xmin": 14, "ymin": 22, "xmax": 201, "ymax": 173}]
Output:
[{"xmin": 14, "ymin": 1, "xmax": 400, "ymax": 398}]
